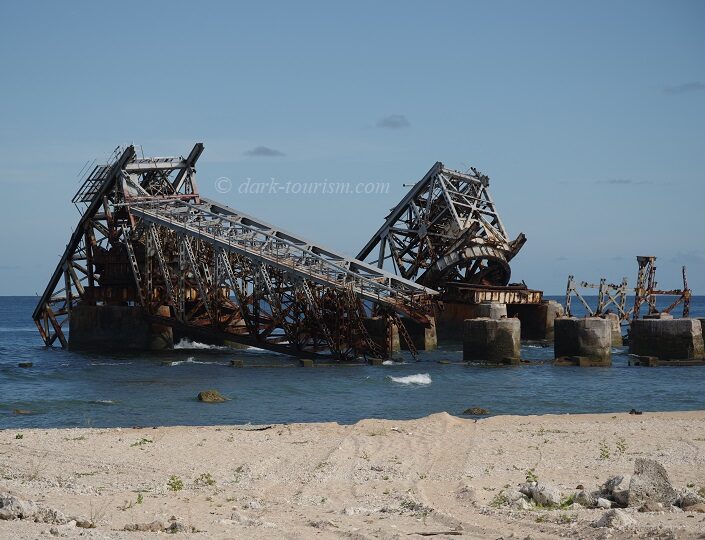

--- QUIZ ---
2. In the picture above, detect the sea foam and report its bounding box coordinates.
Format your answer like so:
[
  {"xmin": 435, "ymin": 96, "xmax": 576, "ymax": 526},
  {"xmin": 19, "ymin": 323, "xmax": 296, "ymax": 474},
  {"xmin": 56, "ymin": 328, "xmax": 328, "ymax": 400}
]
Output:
[
  {"xmin": 174, "ymin": 338, "xmax": 229, "ymax": 350},
  {"xmin": 388, "ymin": 373, "xmax": 432, "ymax": 385}
]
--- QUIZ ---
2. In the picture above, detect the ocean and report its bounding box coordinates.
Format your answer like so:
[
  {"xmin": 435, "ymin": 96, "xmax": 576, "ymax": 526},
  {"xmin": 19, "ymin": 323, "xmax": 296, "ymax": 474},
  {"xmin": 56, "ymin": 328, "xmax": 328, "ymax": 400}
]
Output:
[{"xmin": 1, "ymin": 296, "xmax": 704, "ymax": 429}]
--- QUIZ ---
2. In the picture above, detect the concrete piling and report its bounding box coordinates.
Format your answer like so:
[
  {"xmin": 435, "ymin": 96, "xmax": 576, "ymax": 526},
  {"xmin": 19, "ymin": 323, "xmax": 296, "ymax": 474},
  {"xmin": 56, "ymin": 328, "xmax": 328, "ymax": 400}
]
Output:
[
  {"xmin": 554, "ymin": 317, "xmax": 612, "ymax": 367},
  {"xmin": 463, "ymin": 318, "xmax": 521, "ymax": 364},
  {"xmin": 476, "ymin": 302, "xmax": 507, "ymax": 319},
  {"xmin": 605, "ymin": 313, "xmax": 623, "ymax": 347},
  {"xmin": 507, "ymin": 300, "xmax": 564, "ymax": 340},
  {"xmin": 399, "ymin": 316, "xmax": 437, "ymax": 351},
  {"xmin": 629, "ymin": 317, "xmax": 704, "ymax": 361}
]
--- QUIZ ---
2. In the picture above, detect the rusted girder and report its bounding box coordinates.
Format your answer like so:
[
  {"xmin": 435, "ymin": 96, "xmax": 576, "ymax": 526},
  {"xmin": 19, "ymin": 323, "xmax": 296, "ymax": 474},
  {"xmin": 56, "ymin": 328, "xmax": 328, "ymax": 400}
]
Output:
[
  {"xmin": 357, "ymin": 162, "xmax": 526, "ymax": 292},
  {"xmin": 33, "ymin": 144, "xmax": 435, "ymax": 361}
]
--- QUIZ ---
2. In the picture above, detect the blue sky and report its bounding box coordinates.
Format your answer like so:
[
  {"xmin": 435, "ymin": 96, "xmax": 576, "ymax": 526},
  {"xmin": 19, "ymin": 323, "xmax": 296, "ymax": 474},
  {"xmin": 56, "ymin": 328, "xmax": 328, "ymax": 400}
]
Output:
[{"xmin": 0, "ymin": 1, "xmax": 703, "ymax": 296}]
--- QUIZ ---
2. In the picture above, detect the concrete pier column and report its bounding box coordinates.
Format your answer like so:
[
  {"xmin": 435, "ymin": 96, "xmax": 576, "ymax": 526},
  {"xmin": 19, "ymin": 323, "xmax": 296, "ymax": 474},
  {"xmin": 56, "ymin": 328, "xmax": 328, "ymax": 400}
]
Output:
[
  {"xmin": 363, "ymin": 317, "xmax": 400, "ymax": 358},
  {"xmin": 476, "ymin": 302, "xmax": 507, "ymax": 319},
  {"xmin": 149, "ymin": 305, "xmax": 174, "ymax": 350},
  {"xmin": 605, "ymin": 313, "xmax": 623, "ymax": 347},
  {"xmin": 399, "ymin": 316, "xmax": 437, "ymax": 351},
  {"xmin": 629, "ymin": 317, "xmax": 704, "ymax": 361},
  {"xmin": 554, "ymin": 317, "xmax": 612, "ymax": 367},
  {"xmin": 463, "ymin": 318, "xmax": 520, "ymax": 364},
  {"xmin": 507, "ymin": 300, "xmax": 564, "ymax": 340}
]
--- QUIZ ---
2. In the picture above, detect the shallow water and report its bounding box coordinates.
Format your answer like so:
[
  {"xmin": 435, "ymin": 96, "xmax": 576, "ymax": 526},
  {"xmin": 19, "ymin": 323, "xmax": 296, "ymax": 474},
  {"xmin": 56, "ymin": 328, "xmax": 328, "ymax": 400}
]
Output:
[{"xmin": 1, "ymin": 296, "xmax": 703, "ymax": 429}]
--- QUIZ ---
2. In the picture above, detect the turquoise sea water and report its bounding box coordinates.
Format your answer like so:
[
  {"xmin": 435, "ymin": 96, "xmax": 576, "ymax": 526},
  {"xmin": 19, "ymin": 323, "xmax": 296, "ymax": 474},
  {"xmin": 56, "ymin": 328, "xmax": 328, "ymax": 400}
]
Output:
[{"xmin": 1, "ymin": 296, "xmax": 703, "ymax": 429}]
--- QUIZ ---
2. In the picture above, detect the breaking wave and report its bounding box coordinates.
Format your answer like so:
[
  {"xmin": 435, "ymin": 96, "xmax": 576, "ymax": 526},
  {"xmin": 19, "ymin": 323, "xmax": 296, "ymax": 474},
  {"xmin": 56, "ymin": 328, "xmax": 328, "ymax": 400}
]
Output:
[
  {"xmin": 166, "ymin": 356, "xmax": 225, "ymax": 366},
  {"xmin": 174, "ymin": 339, "xmax": 230, "ymax": 350},
  {"xmin": 388, "ymin": 373, "xmax": 432, "ymax": 385}
]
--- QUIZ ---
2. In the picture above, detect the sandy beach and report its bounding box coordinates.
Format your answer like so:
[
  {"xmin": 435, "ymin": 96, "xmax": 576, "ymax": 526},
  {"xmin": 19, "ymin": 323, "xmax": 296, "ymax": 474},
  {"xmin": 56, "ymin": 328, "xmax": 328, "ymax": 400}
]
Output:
[{"xmin": 1, "ymin": 411, "xmax": 705, "ymax": 539}]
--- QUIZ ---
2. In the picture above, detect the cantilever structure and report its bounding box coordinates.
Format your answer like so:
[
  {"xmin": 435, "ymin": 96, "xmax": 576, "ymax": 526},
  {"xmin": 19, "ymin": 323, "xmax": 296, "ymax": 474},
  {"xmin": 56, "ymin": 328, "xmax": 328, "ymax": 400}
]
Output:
[
  {"xmin": 357, "ymin": 162, "xmax": 526, "ymax": 292},
  {"xmin": 33, "ymin": 144, "xmax": 435, "ymax": 360}
]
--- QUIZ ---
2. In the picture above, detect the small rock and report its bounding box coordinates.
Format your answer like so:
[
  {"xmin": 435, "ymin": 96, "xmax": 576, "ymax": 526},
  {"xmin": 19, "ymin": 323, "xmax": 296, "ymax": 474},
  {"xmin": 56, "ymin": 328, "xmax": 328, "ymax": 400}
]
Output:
[
  {"xmin": 628, "ymin": 458, "xmax": 676, "ymax": 507},
  {"xmin": 0, "ymin": 493, "xmax": 37, "ymax": 520},
  {"xmin": 638, "ymin": 501, "xmax": 663, "ymax": 512},
  {"xmin": 247, "ymin": 500, "xmax": 262, "ymax": 509},
  {"xmin": 518, "ymin": 483, "xmax": 536, "ymax": 497},
  {"xmin": 575, "ymin": 490, "xmax": 596, "ymax": 507},
  {"xmin": 197, "ymin": 390, "xmax": 226, "ymax": 403},
  {"xmin": 683, "ymin": 502, "xmax": 705, "ymax": 513},
  {"xmin": 597, "ymin": 497, "xmax": 612, "ymax": 509},
  {"xmin": 17, "ymin": 362, "xmax": 33, "ymax": 368},
  {"xmin": 34, "ymin": 507, "xmax": 68, "ymax": 524},
  {"xmin": 531, "ymin": 483, "xmax": 561, "ymax": 507},
  {"xmin": 124, "ymin": 521, "xmax": 164, "ymax": 532},
  {"xmin": 612, "ymin": 488, "xmax": 630, "ymax": 507},
  {"xmin": 166, "ymin": 521, "xmax": 188, "ymax": 533},
  {"xmin": 48, "ymin": 521, "xmax": 77, "ymax": 537},
  {"xmin": 75, "ymin": 520, "xmax": 95, "ymax": 529},
  {"xmin": 566, "ymin": 502, "xmax": 583, "ymax": 511},
  {"xmin": 676, "ymin": 489, "xmax": 705, "ymax": 508},
  {"xmin": 463, "ymin": 407, "xmax": 489, "ymax": 415},
  {"xmin": 507, "ymin": 490, "xmax": 526, "ymax": 503},
  {"xmin": 511, "ymin": 498, "xmax": 532, "ymax": 511},
  {"xmin": 591, "ymin": 509, "xmax": 636, "ymax": 529}
]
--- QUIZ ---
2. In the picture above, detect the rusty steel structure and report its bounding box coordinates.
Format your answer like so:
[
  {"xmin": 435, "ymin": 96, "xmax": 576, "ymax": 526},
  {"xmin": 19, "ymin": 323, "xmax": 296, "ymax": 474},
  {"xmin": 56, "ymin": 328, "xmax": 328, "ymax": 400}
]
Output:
[
  {"xmin": 565, "ymin": 276, "xmax": 630, "ymax": 319},
  {"xmin": 32, "ymin": 144, "xmax": 436, "ymax": 360},
  {"xmin": 565, "ymin": 256, "xmax": 690, "ymax": 320},
  {"xmin": 632, "ymin": 256, "xmax": 690, "ymax": 319},
  {"xmin": 357, "ymin": 162, "xmax": 527, "ymax": 293}
]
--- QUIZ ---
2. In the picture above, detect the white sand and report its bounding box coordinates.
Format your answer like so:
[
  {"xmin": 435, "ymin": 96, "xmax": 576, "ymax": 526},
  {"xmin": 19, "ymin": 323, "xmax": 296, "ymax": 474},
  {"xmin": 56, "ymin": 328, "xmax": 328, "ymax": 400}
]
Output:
[{"xmin": 2, "ymin": 410, "xmax": 705, "ymax": 538}]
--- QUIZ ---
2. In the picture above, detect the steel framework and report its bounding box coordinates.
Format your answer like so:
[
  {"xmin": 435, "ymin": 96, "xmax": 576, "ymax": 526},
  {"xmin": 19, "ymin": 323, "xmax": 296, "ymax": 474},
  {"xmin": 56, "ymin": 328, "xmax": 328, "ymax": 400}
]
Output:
[
  {"xmin": 564, "ymin": 256, "xmax": 690, "ymax": 320},
  {"xmin": 32, "ymin": 144, "xmax": 435, "ymax": 360},
  {"xmin": 357, "ymin": 162, "xmax": 526, "ymax": 291}
]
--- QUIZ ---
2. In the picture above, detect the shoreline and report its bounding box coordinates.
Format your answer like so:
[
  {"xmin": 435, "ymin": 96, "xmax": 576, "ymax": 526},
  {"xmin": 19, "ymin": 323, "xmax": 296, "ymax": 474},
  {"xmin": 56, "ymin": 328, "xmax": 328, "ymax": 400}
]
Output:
[{"xmin": 2, "ymin": 411, "xmax": 705, "ymax": 538}]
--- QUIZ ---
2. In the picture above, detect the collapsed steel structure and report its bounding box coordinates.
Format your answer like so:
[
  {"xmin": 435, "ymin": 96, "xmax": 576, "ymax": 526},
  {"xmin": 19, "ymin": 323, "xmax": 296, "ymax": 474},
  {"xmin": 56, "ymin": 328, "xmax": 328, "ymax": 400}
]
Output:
[
  {"xmin": 565, "ymin": 256, "xmax": 691, "ymax": 320},
  {"xmin": 32, "ymin": 144, "xmax": 435, "ymax": 360},
  {"xmin": 357, "ymin": 162, "xmax": 526, "ymax": 293}
]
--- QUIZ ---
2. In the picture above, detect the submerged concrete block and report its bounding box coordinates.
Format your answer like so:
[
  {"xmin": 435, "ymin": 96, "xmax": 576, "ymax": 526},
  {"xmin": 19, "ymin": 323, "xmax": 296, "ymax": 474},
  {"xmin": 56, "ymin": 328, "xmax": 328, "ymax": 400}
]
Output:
[
  {"xmin": 629, "ymin": 318, "xmax": 704, "ymax": 360},
  {"xmin": 399, "ymin": 316, "xmax": 437, "ymax": 351},
  {"xmin": 554, "ymin": 317, "xmax": 611, "ymax": 366},
  {"xmin": 476, "ymin": 302, "xmax": 507, "ymax": 320},
  {"xmin": 463, "ymin": 318, "xmax": 520, "ymax": 364}
]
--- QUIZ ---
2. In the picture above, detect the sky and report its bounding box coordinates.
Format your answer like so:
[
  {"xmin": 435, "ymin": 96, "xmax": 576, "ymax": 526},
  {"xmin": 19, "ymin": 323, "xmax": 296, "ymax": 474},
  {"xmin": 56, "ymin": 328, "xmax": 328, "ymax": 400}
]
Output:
[{"xmin": 0, "ymin": 0, "xmax": 703, "ymax": 296}]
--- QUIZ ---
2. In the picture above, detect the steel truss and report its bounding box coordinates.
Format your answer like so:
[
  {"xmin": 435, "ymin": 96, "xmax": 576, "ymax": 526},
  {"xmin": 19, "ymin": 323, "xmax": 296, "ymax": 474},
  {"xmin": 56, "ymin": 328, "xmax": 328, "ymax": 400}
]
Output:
[
  {"xmin": 565, "ymin": 256, "xmax": 690, "ymax": 321},
  {"xmin": 357, "ymin": 162, "xmax": 526, "ymax": 291},
  {"xmin": 33, "ymin": 144, "xmax": 435, "ymax": 360}
]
